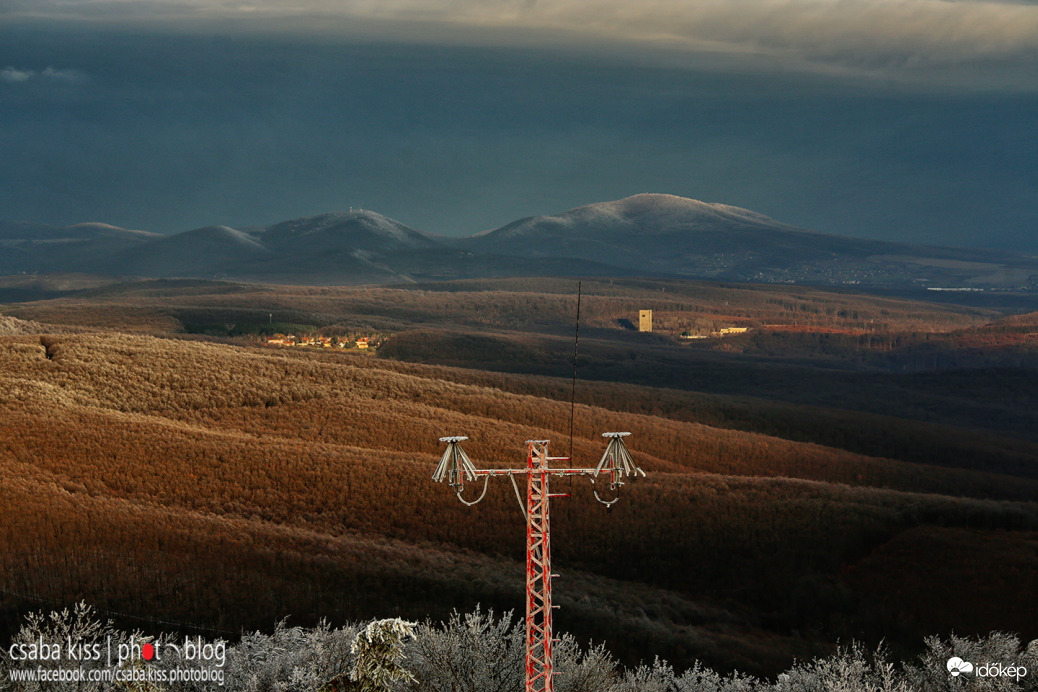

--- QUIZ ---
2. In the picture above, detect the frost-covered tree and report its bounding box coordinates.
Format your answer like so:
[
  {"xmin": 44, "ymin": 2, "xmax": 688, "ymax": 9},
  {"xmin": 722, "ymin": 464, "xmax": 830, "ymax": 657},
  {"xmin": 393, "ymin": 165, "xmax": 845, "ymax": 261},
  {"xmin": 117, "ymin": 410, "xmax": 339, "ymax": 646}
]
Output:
[{"xmin": 338, "ymin": 618, "xmax": 417, "ymax": 692}]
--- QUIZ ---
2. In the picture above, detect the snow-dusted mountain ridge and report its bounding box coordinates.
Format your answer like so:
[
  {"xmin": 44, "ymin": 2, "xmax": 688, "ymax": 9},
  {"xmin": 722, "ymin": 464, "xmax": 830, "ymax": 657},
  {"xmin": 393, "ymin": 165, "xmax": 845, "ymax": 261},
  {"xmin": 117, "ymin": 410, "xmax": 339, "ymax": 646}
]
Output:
[{"xmin": 1, "ymin": 194, "xmax": 1034, "ymax": 287}]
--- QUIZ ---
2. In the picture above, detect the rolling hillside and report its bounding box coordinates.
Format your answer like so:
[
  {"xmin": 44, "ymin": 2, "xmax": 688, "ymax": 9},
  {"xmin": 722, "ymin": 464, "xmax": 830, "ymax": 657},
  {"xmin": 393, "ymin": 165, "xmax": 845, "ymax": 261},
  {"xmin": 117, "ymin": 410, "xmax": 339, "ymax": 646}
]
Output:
[
  {"xmin": 6, "ymin": 276, "xmax": 1036, "ymax": 444},
  {"xmin": 1, "ymin": 330, "xmax": 1037, "ymax": 677}
]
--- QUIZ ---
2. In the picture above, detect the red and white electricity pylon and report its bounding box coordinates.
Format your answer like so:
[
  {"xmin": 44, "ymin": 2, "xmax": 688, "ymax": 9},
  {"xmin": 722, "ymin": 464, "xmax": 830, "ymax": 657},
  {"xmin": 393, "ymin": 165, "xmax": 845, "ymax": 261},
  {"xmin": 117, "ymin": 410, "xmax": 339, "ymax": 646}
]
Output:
[{"xmin": 432, "ymin": 433, "xmax": 645, "ymax": 692}]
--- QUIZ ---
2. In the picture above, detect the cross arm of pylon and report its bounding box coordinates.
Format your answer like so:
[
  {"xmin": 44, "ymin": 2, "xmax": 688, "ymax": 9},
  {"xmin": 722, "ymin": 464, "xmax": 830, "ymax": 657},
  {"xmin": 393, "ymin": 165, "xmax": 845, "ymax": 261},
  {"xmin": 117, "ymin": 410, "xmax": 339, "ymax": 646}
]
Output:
[
  {"xmin": 430, "ymin": 434, "xmax": 647, "ymax": 692},
  {"xmin": 433, "ymin": 433, "xmax": 643, "ymax": 486}
]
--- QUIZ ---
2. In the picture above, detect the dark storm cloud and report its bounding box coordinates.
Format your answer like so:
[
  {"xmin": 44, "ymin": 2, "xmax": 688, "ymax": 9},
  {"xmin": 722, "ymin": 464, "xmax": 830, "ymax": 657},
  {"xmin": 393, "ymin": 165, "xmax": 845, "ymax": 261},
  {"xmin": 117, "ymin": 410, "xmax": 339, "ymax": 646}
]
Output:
[
  {"xmin": 5, "ymin": 0, "xmax": 1038, "ymax": 90},
  {"xmin": 0, "ymin": 18, "xmax": 1035, "ymax": 252}
]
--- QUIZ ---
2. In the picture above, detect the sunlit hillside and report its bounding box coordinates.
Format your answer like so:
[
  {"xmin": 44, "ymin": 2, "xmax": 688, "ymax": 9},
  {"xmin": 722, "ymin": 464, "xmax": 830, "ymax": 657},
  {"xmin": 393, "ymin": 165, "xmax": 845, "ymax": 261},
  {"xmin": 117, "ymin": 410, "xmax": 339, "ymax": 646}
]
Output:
[{"xmin": 2, "ymin": 329, "xmax": 1037, "ymax": 676}]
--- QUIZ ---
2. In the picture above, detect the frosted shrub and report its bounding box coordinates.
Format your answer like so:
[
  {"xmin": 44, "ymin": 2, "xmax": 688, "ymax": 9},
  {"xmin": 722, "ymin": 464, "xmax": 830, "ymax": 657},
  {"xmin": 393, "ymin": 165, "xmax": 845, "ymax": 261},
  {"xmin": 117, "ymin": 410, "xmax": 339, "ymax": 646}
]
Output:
[
  {"xmin": 612, "ymin": 658, "xmax": 759, "ymax": 692},
  {"xmin": 406, "ymin": 608, "xmax": 524, "ymax": 692},
  {"xmin": 224, "ymin": 619, "xmax": 359, "ymax": 692},
  {"xmin": 4, "ymin": 605, "xmax": 1038, "ymax": 692},
  {"xmin": 675, "ymin": 661, "xmax": 758, "ymax": 692},
  {"xmin": 552, "ymin": 635, "xmax": 618, "ymax": 692},
  {"xmin": 612, "ymin": 658, "xmax": 678, "ymax": 692},
  {"xmin": 0, "ymin": 602, "xmax": 115, "ymax": 692},
  {"xmin": 773, "ymin": 642, "xmax": 909, "ymax": 692},
  {"xmin": 906, "ymin": 632, "xmax": 1038, "ymax": 692}
]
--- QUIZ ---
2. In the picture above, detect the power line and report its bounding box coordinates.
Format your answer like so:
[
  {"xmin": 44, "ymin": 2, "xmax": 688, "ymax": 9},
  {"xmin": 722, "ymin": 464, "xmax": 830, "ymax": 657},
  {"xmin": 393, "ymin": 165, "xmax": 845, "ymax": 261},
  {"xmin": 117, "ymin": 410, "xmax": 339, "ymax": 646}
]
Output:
[{"xmin": 568, "ymin": 281, "xmax": 582, "ymax": 459}]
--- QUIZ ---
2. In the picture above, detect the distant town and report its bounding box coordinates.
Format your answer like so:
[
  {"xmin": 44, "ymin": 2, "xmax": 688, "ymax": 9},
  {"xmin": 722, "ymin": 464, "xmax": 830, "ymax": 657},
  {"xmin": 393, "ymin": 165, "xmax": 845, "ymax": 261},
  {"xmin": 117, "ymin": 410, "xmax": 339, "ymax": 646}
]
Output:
[
  {"xmin": 264, "ymin": 334, "xmax": 383, "ymax": 351},
  {"xmin": 638, "ymin": 309, "xmax": 752, "ymax": 340}
]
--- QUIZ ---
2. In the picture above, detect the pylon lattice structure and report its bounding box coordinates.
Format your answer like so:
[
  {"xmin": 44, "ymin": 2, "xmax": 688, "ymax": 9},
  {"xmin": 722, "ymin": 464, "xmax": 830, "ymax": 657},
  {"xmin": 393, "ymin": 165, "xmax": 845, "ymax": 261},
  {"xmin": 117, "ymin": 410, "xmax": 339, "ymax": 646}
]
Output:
[{"xmin": 432, "ymin": 433, "xmax": 645, "ymax": 692}]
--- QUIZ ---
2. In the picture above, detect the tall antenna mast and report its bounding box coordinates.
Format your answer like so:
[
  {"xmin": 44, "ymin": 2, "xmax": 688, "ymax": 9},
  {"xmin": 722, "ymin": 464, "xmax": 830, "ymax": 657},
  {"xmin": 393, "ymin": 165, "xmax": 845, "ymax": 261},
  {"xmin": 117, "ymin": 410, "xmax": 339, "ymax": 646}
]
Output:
[{"xmin": 432, "ymin": 432, "xmax": 645, "ymax": 692}]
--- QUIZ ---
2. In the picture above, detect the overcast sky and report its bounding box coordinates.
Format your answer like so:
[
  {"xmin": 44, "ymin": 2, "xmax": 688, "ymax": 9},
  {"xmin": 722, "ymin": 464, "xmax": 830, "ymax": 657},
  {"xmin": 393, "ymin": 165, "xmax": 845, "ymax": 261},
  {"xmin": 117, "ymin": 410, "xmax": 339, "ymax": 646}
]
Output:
[{"xmin": 1, "ymin": 0, "xmax": 1036, "ymax": 250}]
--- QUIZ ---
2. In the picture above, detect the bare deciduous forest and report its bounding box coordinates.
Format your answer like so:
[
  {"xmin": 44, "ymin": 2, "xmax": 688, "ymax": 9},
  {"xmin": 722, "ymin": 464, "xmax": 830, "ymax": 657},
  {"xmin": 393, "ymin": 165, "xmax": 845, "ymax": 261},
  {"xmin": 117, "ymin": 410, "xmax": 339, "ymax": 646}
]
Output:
[{"xmin": 1, "ymin": 277, "xmax": 1037, "ymax": 679}]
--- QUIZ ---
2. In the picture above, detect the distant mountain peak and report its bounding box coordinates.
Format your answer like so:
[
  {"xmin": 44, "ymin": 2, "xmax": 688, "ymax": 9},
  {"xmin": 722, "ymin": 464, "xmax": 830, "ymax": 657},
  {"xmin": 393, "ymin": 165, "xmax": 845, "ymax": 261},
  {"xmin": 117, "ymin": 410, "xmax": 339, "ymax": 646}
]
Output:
[
  {"xmin": 262, "ymin": 209, "xmax": 438, "ymax": 251},
  {"xmin": 285, "ymin": 209, "xmax": 394, "ymax": 228},
  {"xmin": 453, "ymin": 192, "xmax": 1015, "ymax": 285},
  {"xmin": 577, "ymin": 192, "xmax": 713, "ymax": 213},
  {"xmin": 464, "ymin": 193, "xmax": 798, "ymax": 249},
  {"xmin": 564, "ymin": 193, "xmax": 792, "ymax": 229}
]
